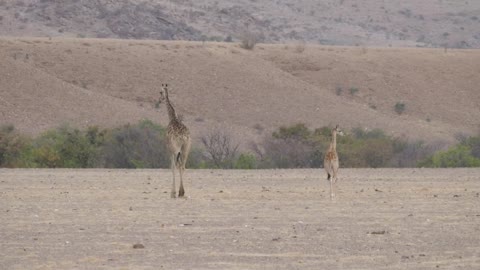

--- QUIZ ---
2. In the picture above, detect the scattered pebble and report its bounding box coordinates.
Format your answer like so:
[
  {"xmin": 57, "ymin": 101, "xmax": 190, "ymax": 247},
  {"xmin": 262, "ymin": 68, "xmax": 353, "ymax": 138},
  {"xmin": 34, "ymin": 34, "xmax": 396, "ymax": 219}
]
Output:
[
  {"xmin": 133, "ymin": 243, "xmax": 145, "ymax": 249},
  {"xmin": 369, "ymin": 230, "xmax": 386, "ymax": 235}
]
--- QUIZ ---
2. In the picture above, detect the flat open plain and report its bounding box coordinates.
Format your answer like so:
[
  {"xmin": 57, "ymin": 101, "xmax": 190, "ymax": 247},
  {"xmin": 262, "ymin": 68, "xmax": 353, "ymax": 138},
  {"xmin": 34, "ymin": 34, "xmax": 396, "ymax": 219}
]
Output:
[{"xmin": 1, "ymin": 168, "xmax": 479, "ymax": 269}]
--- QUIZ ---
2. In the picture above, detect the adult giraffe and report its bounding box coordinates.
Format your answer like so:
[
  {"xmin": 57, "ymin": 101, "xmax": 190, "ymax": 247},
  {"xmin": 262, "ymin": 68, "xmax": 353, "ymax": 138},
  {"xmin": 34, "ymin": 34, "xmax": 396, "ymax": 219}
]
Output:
[{"xmin": 158, "ymin": 84, "xmax": 191, "ymax": 198}]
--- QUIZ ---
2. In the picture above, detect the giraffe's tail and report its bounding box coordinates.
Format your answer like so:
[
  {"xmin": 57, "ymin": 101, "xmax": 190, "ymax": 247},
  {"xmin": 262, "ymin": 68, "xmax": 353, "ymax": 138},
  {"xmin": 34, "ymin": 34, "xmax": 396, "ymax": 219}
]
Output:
[
  {"xmin": 176, "ymin": 152, "xmax": 182, "ymax": 167},
  {"xmin": 327, "ymin": 173, "xmax": 331, "ymax": 180}
]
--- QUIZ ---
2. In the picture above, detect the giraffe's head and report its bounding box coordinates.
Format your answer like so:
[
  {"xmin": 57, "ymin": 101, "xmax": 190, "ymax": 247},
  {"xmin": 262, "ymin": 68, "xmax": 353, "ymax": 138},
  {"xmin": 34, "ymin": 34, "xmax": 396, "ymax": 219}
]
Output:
[
  {"xmin": 157, "ymin": 83, "xmax": 169, "ymax": 104},
  {"xmin": 334, "ymin": 125, "xmax": 345, "ymax": 136}
]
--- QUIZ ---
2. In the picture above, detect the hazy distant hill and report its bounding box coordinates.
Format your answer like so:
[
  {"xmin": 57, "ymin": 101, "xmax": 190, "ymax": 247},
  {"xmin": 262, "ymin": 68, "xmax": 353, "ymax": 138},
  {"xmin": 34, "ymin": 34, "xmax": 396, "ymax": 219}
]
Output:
[{"xmin": 1, "ymin": 0, "xmax": 479, "ymax": 48}]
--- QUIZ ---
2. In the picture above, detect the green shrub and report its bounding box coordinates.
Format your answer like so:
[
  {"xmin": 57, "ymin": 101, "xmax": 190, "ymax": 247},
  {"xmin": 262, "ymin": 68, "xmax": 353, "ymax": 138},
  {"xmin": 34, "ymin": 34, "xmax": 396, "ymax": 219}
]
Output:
[
  {"xmin": 335, "ymin": 86, "xmax": 343, "ymax": 96},
  {"xmin": 265, "ymin": 124, "xmax": 315, "ymax": 168},
  {"xmin": 430, "ymin": 145, "xmax": 480, "ymax": 167},
  {"xmin": 464, "ymin": 135, "xmax": 480, "ymax": 159},
  {"xmin": 0, "ymin": 125, "xmax": 31, "ymax": 167},
  {"xmin": 349, "ymin": 87, "xmax": 359, "ymax": 95},
  {"xmin": 273, "ymin": 123, "xmax": 311, "ymax": 140},
  {"xmin": 419, "ymin": 137, "xmax": 480, "ymax": 167},
  {"xmin": 394, "ymin": 102, "xmax": 406, "ymax": 115},
  {"xmin": 32, "ymin": 125, "xmax": 100, "ymax": 168},
  {"xmin": 351, "ymin": 127, "xmax": 386, "ymax": 140},
  {"xmin": 102, "ymin": 120, "xmax": 168, "ymax": 168},
  {"xmin": 234, "ymin": 153, "xmax": 257, "ymax": 169}
]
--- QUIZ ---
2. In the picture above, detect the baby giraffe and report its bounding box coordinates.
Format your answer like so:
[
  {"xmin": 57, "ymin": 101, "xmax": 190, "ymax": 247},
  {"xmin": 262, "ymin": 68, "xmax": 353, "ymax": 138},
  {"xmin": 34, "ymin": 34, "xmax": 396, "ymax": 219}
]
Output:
[
  {"xmin": 158, "ymin": 84, "xmax": 191, "ymax": 198},
  {"xmin": 324, "ymin": 125, "xmax": 344, "ymax": 200}
]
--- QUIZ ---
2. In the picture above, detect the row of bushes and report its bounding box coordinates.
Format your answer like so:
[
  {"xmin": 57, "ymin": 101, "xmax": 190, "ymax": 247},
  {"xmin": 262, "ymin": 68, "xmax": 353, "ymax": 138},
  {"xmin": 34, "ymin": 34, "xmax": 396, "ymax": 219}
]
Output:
[
  {"xmin": 0, "ymin": 121, "xmax": 167, "ymax": 168},
  {"xmin": 418, "ymin": 135, "xmax": 480, "ymax": 167},
  {"xmin": 1, "ymin": 121, "xmax": 479, "ymax": 168},
  {"xmin": 250, "ymin": 124, "xmax": 441, "ymax": 168}
]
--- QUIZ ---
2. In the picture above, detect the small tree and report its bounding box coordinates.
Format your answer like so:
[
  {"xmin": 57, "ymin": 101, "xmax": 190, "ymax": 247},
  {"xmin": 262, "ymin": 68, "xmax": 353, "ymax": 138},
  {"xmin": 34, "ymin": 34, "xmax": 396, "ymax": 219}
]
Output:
[
  {"xmin": 263, "ymin": 124, "xmax": 315, "ymax": 168},
  {"xmin": 201, "ymin": 130, "xmax": 239, "ymax": 168},
  {"xmin": 240, "ymin": 31, "xmax": 257, "ymax": 50}
]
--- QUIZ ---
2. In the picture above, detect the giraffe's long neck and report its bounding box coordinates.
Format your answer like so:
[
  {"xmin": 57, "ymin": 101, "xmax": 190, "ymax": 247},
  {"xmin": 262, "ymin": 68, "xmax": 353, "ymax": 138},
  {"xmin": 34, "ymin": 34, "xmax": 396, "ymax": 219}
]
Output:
[
  {"xmin": 330, "ymin": 130, "xmax": 337, "ymax": 152},
  {"xmin": 165, "ymin": 90, "xmax": 177, "ymax": 122}
]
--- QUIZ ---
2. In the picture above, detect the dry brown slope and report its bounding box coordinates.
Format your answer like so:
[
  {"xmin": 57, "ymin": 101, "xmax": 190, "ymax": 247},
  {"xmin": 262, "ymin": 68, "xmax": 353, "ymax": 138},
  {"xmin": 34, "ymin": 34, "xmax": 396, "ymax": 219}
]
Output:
[
  {"xmin": 1, "ymin": 37, "xmax": 479, "ymax": 147},
  {"xmin": 259, "ymin": 45, "xmax": 480, "ymax": 137},
  {"xmin": 0, "ymin": 42, "xmax": 161, "ymax": 133}
]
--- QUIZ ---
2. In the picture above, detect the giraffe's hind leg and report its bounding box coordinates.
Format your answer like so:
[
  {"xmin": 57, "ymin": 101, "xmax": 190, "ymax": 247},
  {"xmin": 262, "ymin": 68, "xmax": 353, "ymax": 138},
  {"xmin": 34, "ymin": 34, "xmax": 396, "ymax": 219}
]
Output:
[
  {"xmin": 178, "ymin": 171, "xmax": 185, "ymax": 197},
  {"xmin": 170, "ymin": 154, "xmax": 177, "ymax": 198},
  {"xmin": 178, "ymin": 140, "xmax": 191, "ymax": 198},
  {"xmin": 175, "ymin": 152, "xmax": 185, "ymax": 197},
  {"xmin": 330, "ymin": 178, "xmax": 335, "ymax": 200}
]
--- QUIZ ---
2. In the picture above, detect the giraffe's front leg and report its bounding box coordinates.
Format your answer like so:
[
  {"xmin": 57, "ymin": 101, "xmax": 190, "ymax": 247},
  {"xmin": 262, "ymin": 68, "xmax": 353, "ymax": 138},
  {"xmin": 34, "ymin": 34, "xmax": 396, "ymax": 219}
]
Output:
[{"xmin": 178, "ymin": 166, "xmax": 185, "ymax": 197}]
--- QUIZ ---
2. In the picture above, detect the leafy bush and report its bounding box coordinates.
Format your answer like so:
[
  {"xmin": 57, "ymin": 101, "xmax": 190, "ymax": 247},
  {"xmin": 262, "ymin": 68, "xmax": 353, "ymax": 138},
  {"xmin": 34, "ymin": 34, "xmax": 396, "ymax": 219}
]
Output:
[
  {"xmin": 31, "ymin": 125, "xmax": 101, "ymax": 168},
  {"xmin": 234, "ymin": 153, "xmax": 257, "ymax": 169},
  {"xmin": 420, "ymin": 145, "xmax": 480, "ymax": 167},
  {"xmin": 102, "ymin": 120, "xmax": 168, "ymax": 168},
  {"xmin": 265, "ymin": 123, "xmax": 316, "ymax": 168},
  {"xmin": 419, "ymin": 134, "xmax": 480, "ymax": 167},
  {"xmin": 349, "ymin": 87, "xmax": 359, "ymax": 95},
  {"xmin": 0, "ymin": 125, "xmax": 31, "ymax": 167},
  {"xmin": 394, "ymin": 102, "xmax": 406, "ymax": 115},
  {"xmin": 335, "ymin": 86, "xmax": 343, "ymax": 96},
  {"xmin": 273, "ymin": 123, "xmax": 311, "ymax": 140},
  {"xmin": 464, "ymin": 135, "xmax": 480, "ymax": 159}
]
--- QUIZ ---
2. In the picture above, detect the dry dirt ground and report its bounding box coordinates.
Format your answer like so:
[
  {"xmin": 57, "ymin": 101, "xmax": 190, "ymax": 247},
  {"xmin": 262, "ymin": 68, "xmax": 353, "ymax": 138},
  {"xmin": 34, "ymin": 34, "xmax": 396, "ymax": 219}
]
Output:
[{"xmin": 1, "ymin": 168, "xmax": 479, "ymax": 269}]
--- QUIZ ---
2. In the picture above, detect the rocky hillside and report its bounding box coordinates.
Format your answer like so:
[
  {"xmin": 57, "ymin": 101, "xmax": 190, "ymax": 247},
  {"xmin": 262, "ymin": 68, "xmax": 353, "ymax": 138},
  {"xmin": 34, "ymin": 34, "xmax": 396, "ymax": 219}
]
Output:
[{"xmin": 1, "ymin": 0, "xmax": 479, "ymax": 48}]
